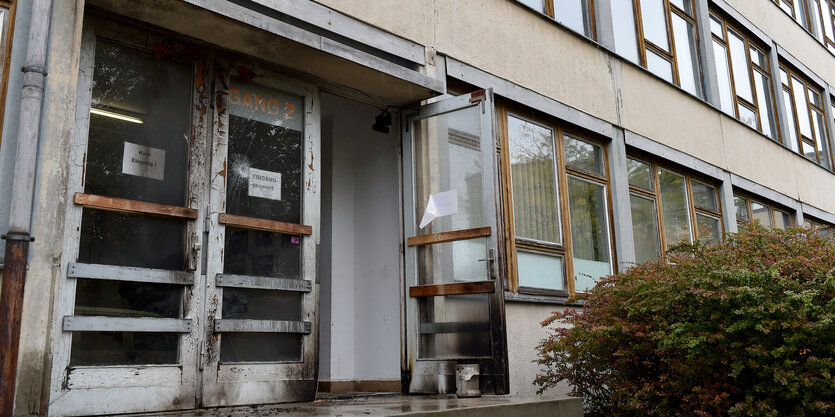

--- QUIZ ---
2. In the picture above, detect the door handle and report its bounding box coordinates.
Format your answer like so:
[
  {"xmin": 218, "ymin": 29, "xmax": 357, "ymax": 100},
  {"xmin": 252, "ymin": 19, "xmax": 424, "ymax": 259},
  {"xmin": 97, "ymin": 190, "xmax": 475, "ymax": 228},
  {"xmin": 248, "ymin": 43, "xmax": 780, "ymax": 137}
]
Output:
[{"xmin": 478, "ymin": 248, "xmax": 497, "ymax": 279}]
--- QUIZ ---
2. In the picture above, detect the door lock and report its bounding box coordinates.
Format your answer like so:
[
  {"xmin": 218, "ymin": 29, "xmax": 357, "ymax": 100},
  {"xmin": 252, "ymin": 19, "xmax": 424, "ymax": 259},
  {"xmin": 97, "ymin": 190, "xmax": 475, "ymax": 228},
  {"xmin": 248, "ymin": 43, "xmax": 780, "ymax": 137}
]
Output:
[{"xmin": 478, "ymin": 248, "xmax": 498, "ymax": 279}]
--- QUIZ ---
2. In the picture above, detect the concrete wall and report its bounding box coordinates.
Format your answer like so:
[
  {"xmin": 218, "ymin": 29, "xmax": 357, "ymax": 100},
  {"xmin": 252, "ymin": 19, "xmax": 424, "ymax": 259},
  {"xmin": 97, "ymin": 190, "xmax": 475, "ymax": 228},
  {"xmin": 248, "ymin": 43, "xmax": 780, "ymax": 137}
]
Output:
[{"xmin": 319, "ymin": 93, "xmax": 401, "ymax": 384}]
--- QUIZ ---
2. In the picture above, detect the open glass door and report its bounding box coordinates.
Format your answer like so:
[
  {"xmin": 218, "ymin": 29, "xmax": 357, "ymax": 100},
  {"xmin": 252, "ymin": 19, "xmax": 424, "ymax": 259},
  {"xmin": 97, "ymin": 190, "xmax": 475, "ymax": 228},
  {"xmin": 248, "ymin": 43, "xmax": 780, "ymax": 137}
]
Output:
[
  {"xmin": 402, "ymin": 90, "xmax": 508, "ymax": 395},
  {"xmin": 201, "ymin": 60, "xmax": 320, "ymax": 406}
]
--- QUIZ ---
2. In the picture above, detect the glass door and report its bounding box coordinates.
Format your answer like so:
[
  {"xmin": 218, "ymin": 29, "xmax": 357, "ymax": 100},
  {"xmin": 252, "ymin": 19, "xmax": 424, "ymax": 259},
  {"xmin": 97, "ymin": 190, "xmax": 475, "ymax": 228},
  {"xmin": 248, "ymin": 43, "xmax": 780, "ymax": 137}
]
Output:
[
  {"xmin": 200, "ymin": 59, "xmax": 320, "ymax": 406},
  {"xmin": 402, "ymin": 90, "xmax": 508, "ymax": 394}
]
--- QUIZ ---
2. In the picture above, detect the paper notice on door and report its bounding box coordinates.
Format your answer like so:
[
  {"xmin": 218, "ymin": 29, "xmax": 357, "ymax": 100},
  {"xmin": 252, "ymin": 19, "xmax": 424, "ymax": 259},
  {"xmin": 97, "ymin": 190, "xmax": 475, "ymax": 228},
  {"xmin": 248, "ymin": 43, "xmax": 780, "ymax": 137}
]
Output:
[
  {"xmin": 248, "ymin": 167, "xmax": 282, "ymax": 201},
  {"xmin": 122, "ymin": 142, "xmax": 165, "ymax": 181},
  {"xmin": 419, "ymin": 190, "xmax": 458, "ymax": 229}
]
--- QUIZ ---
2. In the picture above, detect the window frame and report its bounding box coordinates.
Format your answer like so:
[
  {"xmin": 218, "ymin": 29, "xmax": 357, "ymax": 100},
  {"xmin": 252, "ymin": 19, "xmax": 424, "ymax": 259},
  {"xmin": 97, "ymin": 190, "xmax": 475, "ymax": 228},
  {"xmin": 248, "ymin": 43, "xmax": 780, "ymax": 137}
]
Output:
[
  {"xmin": 803, "ymin": 216, "xmax": 834, "ymax": 236},
  {"xmin": 779, "ymin": 64, "xmax": 833, "ymax": 168},
  {"xmin": 516, "ymin": 0, "xmax": 597, "ymax": 40},
  {"xmin": 633, "ymin": 0, "xmax": 704, "ymax": 97},
  {"xmin": 626, "ymin": 155, "xmax": 724, "ymax": 261},
  {"xmin": 499, "ymin": 104, "xmax": 615, "ymax": 296},
  {"xmin": 0, "ymin": 0, "xmax": 16, "ymax": 147},
  {"xmin": 709, "ymin": 12, "xmax": 779, "ymax": 140},
  {"xmin": 733, "ymin": 192, "xmax": 796, "ymax": 230}
]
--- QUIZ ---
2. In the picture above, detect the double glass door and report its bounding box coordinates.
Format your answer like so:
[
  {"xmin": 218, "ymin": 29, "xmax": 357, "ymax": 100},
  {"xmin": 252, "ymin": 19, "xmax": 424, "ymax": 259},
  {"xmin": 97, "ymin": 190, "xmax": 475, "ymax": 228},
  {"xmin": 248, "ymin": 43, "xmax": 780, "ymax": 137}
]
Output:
[{"xmin": 50, "ymin": 21, "xmax": 319, "ymax": 416}]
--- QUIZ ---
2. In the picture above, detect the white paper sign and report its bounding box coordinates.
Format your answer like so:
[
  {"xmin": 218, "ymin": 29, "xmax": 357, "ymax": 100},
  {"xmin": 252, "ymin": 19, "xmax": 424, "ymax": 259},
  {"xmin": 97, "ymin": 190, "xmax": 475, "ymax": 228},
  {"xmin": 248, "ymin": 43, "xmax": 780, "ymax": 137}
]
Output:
[
  {"xmin": 419, "ymin": 190, "xmax": 459, "ymax": 229},
  {"xmin": 248, "ymin": 167, "xmax": 282, "ymax": 201},
  {"xmin": 122, "ymin": 142, "xmax": 165, "ymax": 181}
]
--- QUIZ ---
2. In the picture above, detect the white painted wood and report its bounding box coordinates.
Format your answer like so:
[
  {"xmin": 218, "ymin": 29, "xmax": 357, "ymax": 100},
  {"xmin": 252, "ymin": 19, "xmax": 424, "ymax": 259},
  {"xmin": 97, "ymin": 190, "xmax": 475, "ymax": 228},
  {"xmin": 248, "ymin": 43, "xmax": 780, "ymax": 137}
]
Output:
[
  {"xmin": 48, "ymin": 385, "xmax": 194, "ymax": 417},
  {"xmin": 214, "ymin": 319, "xmax": 310, "ymax": 333},
  {"xmin": 63, "ymin": 316, "xmax": 193, "ymax": 333},
  {"xmin": 216, "ymin": 273, "xmax": 311, "ymax": 292},
  {"xmin": 66, "ymin": 366, "xmax": 183, "ymax": 389},
  {"xmin": 68, "ymin": 262, "xmax": 194, "ymax": 285}
]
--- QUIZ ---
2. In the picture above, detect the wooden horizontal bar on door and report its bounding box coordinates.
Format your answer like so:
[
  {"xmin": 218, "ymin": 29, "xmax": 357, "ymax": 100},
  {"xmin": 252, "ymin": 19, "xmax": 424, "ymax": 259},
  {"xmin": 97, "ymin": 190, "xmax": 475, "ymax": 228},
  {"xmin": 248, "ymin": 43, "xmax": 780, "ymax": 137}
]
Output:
[
  {"xmin": 213, "ymin": 319, "xmax": 311, "ymax": 334},
  {"xmin": 408, "ymin": 281, "xmax": 495, "ymax": 298},
  {"xmin": 73, "ymin": 193, "xmax": 198, "ymax": 219},
  {"xmin": 406, "ymin": 226, "xmax": 491, "ymax": 246},
  {"xmin": 218, "ymin": 213, "xmax": 313, "ymax": 235},
  {"xmin": 216, "ymin": 273, "xmax": 311, "ymax": 292},
  {"xmin": 63, "ymin": 316, "xmax": 193, "ymax": 333},
  {"xmin": 68, "ymin": 262, "xmax": 194, "ymax": 285}
]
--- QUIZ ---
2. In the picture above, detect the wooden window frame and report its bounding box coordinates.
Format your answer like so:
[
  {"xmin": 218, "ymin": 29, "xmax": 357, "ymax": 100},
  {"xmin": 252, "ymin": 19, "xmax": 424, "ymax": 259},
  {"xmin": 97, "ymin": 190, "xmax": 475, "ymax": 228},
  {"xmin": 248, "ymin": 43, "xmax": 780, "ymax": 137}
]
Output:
[
  {"xmin": 779, "ymin": 64, "xmax": 833, "ymax": 168},
  {"xmin": 733, "ymin": 192, "xmax": 796, "ymax": 230},
  {"xmin": 803, "ymin": 216, "xmax": 834, "ymax": 236},
  {"xmin": 498, "ymin": 104, "xmax": 615, "ymax": 296},
  {"xmin": 626, "ymin": 155, "xmax": 724, "ymax": 259},
  {"xmin": 633, "ymin": 0, "xmax": 703, "ymax": 96},
  {"xmin": 709, "ymin": 12, "xmax": 780, "ymax": 140},
  {"xmin": 0, "ymin": 0, "xmax": 17, "ymax": 147},
  {"xmin": 543, "ymin": 0, "xmax": 597, "ymax": 40}
]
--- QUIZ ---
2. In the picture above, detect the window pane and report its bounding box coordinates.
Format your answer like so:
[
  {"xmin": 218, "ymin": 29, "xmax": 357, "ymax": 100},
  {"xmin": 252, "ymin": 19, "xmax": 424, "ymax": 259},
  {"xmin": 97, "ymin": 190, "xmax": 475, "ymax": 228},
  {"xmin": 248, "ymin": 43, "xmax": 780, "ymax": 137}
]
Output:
[
  {"xmin": 670, "ymin": 0, "xmax": 693, "ymax": 15},
  {"xmin": 795, "ymin": 0, "xmax": 809, "ymax": 28},
  {"xmin": 810, "ymin": 0, "xmax": 825, "ymax": 41},
  {"xmin": 74, "ymin": 279, "xmax": 181, "ymax": 319},
  {"xmin": 792, "ymin": 77, "xmax": 813, "ymax": 138},
  {"xmin": 224, "ymin": 227, "xmax": 301, "ymax": 279},
  {"xmin": 564, "ymin": 134, "xmax": 604, "ymax": 175},
  {"xmin": 734, "ymin": 195, "xmax": 750, "ymax": 221},
  {"xmin": 780, "ymin": 0, "xmax": 794, "ymax": 15},
  {"xmin": 517, "ymin": 250, "xmax": 564, "ymax": 290},
  {"xmin": 821, "ymin": 0, "xmax": 835, "ymax": 40},
  {"xmin": 567, "ymin": 176, "xmax": 611, "ymax": 291},
  {"xmin": 659, "ymin": 168, "xmax": 691, "ymax": 248},
  {"xmin": 753, "ymin": 71, "xmax": 776, "ymax": 138},
  {"xmin": 780, "ymin": 68, "xmax": 789, "ymax": 87},
  {"xmin": 691, "ymin": 180, "xmax": 718, "ymax": 211},
  {"xmin": 812, "ymin": 110, "xmax": 831, "ymax": 169},
  {"xmin": 518, "ymin": 0, "xmax": 544, "ymax": 12},
  {"xmin": 71, "ymin": 332, "xmax": 179, "ymax": 366},
  {"xmin": 783, "ymin": 90, "xmax": 800, "ymax": 152},
  {"xmin": 773, "ymin": 209, "xmax": 793, "ymax": 230},
  {"xmin": 749, "ymin": 45, "xmax": 767, "ymax": 68},
  {"xmin": 554, "ymin": 0, "xmax": 590, "ymax": 36},
  {"xmin": 641, "ymin": 0, "xmax": 670, "ymax": 51},
  {"xmin": 695, "ymin": 213, "xmax": 721, "ymax": 244},
  {"xmin": 672, "ymin": 14, "xmax": 701, "ymax": 96},
  {"xmin": 709, "ymin": 15, "xmax": 723, "ymax": 37},
  {"xmin": 728, "ymin": 30, "xmax": 753, "ymax": 103},
  {"xmin": 738, "ymin": 103, "xmax": 758, "ymax": 130},
  {"xmin": 507, "ymin": 116, "xmax": 561, "ymax": 243},
  {"xmin": 646, "ymin": 49, "xmax": 674, "ymax": 83},
  {"xmin": 221, "ymin": 334, "xmax": 302, "ymax": 362},
  {"xmin": 222, "ymin": 288, "xmax": 301, "ymax": 321},
  {"xmin": 627, "ymin": 158, "xmax": 653, "ymax": 190},
  {"xmin": 418, "ymin": 294, "xmax": 490, "ymax": 359},
  {"xmin": 612, "ymin": 0, "xmax": 640, "ymax": 63},
  {"xmin": 802, "ymin": 140, "xmax": 818, "ymax": 161},
  {"xmin": 713, "ymin": 41, "xmax": 735, "ymax": 115},
  {"xmin": 630, "ymin": 194, "xmax": 661, "ymax": 263},
  {"xmin": 751, "ymin": 201, "xmax": 772, "ymax": 227}
]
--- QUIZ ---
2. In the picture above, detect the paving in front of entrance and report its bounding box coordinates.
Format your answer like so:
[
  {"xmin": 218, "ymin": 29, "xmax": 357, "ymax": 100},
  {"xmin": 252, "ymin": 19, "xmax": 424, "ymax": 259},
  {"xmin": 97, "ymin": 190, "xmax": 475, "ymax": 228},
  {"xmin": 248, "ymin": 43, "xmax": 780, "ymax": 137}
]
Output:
[{"xmin": 130, "ymin": 393, "xmax": 583, "ymax": 417}]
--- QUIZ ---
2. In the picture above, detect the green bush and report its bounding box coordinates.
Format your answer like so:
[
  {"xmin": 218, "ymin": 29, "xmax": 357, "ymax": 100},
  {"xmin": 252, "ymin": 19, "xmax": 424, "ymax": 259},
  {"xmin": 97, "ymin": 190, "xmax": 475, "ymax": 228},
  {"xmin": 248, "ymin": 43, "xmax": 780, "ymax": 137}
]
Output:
[{"xmin": 535, "ymin": 228, "xmax": 835, "ymax": 417}]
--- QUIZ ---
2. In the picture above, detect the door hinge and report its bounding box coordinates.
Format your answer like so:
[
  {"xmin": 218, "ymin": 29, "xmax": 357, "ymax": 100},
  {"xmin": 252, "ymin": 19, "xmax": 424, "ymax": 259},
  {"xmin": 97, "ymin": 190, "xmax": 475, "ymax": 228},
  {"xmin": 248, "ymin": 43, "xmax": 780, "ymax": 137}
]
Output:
[{"xmin": 199, "ymin": 340, "xmax": 205, "ymax": 371}]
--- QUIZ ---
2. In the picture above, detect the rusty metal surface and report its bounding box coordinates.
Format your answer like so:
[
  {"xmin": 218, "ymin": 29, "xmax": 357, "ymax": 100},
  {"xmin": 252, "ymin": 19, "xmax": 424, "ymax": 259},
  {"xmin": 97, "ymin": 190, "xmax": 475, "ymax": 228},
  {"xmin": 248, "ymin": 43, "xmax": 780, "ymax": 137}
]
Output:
[
  {"xmin": 117, "ymin": 393, "xmax": 583, "ymax": 417},
  {"xmin": 0, "ymin": 239, "xmax": 30, "ymax": 417}
]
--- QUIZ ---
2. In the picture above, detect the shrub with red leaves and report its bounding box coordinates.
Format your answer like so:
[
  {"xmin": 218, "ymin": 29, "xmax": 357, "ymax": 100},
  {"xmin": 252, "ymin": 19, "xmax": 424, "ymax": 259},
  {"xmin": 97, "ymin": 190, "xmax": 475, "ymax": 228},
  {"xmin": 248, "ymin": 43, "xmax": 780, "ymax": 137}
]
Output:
[{"xmin": 535, "ymin": 227, "xmax": 835, "ymax": 417}]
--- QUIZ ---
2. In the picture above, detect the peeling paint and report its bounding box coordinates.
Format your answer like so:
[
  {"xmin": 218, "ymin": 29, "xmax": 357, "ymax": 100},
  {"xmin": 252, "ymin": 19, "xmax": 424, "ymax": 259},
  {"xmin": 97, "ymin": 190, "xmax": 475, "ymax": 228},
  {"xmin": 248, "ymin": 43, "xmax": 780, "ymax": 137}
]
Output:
[{"xmin": 217, "ymin": 159, "xmax": 227, "ymax": 180}]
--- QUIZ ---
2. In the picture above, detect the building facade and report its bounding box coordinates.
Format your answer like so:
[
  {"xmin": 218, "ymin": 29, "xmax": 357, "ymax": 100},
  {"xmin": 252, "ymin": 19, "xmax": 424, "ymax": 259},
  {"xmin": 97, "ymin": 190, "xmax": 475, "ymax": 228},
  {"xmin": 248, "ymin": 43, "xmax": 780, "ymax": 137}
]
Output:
[{"xmin": 0, "ymin": 0, "xmax": 834, "ymax": 415}]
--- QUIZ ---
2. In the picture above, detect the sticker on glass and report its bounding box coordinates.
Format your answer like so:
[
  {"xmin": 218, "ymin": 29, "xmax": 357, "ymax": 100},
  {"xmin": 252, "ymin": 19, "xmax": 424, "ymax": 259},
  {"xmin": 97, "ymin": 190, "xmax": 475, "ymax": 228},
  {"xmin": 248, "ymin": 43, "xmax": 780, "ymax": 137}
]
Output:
[
  {"xmin": 122, "ymin": 142, "xmax": 165, "ymax": 181},
  {"xmin": 248, "ymin": 167, "xmax": 282, "ymax": 201},
  {"xmin": 419, "ymin": 190, "xmax": 458, "ymax": 229}
]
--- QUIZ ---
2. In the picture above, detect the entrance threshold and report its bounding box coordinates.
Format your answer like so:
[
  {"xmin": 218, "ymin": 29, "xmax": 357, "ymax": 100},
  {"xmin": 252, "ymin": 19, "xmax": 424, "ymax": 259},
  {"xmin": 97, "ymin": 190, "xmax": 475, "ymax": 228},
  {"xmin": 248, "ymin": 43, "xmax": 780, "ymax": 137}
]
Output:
[{"xmin": 118, "ymin": 393, "xmax": 583, "ymax": 417}]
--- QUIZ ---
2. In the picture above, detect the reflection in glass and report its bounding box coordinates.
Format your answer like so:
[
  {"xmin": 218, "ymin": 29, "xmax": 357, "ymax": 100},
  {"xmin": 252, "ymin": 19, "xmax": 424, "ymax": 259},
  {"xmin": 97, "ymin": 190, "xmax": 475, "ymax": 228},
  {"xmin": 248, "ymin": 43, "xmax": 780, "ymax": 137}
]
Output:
[
  {"xmin": 224, "ymin": 227, "xmax": 300, "ymax": 279},
  {"xmin": 71, "ymin": 332, "xmax": 179, "ymax": 366},
  {"xmin": 773, "ymin": 209, "xmax": 793, "ymax": 230},
  {"xmin": 672, "ymin": 14, "xmax": 701, "ymax": 97},
  {"xmin": 567, "ymin": 176, "xmax": 611, "ymax": 291},
  {"xmin": 783, "ymin": 90, "xmax": 800, "ymax": 152},
  {"xmin": 641, "ymin": 0, "xmax": 670, "ymax": 51},
  {"xmin": 627, "ymin": 158, "xmax": 653, "ymax": 190},
  {"xmin": 734, "ymin": 195, "xmax": 750, "ymax": 222},
  {"xmin": 517, "ymin": 250, "xmax": 564, "ymax": 290},
  {"xmin": 812, "ymin": 111, "xmax": 830, "ymax": 169},
  {"xmin": 659, "ymin": 168, "xmax": 691, "ymax": 248},
  {"xmin": 792, "ymin": 78, "xmax": 813, "ymax": 138},
  {"xmin": 418, "ymin": 238, "xmax": 489, "ymax": 285},
  {"xmin": 220, "ymin": 334, "xmax": 302, "ymax": 363},
  {"xmin": 713, "ymin": 40, "xmax": 735, "ymax": 115},
  {"xmin": 554, "ymin": 0, "xmax": 590, "ymax": 36},
  {"xmin": 564, "ymin": 134, "xmax": 603, "ymax": 175},
  {"xmin": 75, "ymin": 279, "xmax": 181, "ymax": 318},
  {"xmin": 753, "ymin": 72, "xmax": 776, "ymax": 138},
  {"xmin": 691, "ymin": 180, "xmax": 717, "ymax": 211},
  {"xmin": 749, "ymin": 46, "xmax": 767, "ymax": 68},
  {"xmin": 802, "ymin": 140, "xmax": 818, "ymax": 161},
  {"xmin": 738, "ymin": 103, "xmax": 758, "ymax": 130},
  {"xmin": 646, "ymin": 49, "xmax": 674, "ymax": 83},
  {"xmin": 508, "ymin": 116, "xmax": 560, "ymax": 243},
  {"xmin": 630, "ymin": 194, "xmax": 661, "ymax": 263},
  {"xmin": 696, "ymin": 213, "xmax": 721, "ymax": 244},
  {"xmin": 414, "ymin": 106, "xmax": 484, "ymax": 235},
  {"xmin": 222, "ymin": 288, "xmax": 301, "ymax": 321},
  {"xmin": 418, "ymin": 294, "xmax": 491, "ymax": 359},
  {"xmin": 611, "ymin": 0, "xmax": 640, "ymax": 63},
  {"xmin": 709, "ymin": 15, "xmax": 723, "ymax": 36},
  {"xmin": 728, "ymin": 30, "xmax": 753, "ymax": 103},
  {"xmin": 751, "ymin": 201, "xmax": 772, "ymax": 227}
]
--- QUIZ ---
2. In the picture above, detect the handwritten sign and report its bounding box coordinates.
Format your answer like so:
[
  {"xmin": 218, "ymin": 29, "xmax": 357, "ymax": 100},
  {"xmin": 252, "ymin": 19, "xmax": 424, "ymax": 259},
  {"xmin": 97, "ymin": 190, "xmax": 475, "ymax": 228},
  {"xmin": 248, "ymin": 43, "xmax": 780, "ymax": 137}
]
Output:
[
  {"xmin": 248, "ymin": 167, "xmax": 282, "ymax": 201},
  {"xmin": 122, "ymin": 142, "xmax": 165, "ymax": 181}
]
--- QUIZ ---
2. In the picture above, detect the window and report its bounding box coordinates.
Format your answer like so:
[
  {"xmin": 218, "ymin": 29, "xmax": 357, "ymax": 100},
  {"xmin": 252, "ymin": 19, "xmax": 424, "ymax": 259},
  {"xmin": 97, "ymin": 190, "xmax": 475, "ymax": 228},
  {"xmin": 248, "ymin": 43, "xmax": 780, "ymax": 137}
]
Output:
[
  {"xmin": 0, "ymin": 1, "xmax": 14, "ymax": 145},
  {"xmin": 733, "ymin": 194, "xmax": 795, "ymax": 230},
  {"xmin": 614, "ymin": 0, "xmax": 703, "ymax": 97},
  {"xmin": 709, "ymin": 13, "xmax": 778, "ymax": 139},
  {"xmin": 627, "ymin": 157, "xmax": 723, "ymax": 263},
  {"xmin": 779, "ymin": 65, "xmax": 832, "ymax": 168},
  {"xmin": 774, "ymin": 0, "xmax": 835, "ymax": 51},
  {"xmin": 803, "ymin": 217, "xmax": 834, "ymax": 236},
  {"xmin": 502, "ymin": 110, "xmax": 613, "ymax": 295},
  {"xmin": 517, "ymin": 0, "xmax": 596, "ymax": 38},
  {"xmin": 816, "ymin": 0, "xmax": 835, "ymax": 53}
]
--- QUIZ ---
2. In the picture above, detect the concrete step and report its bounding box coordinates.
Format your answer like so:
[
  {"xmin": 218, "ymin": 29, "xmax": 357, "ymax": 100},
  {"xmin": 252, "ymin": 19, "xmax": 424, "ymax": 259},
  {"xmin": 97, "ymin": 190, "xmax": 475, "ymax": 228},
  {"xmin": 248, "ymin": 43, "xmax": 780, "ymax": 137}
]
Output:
[{"xmin": 128, "ymin": 393, "xmax": 583, "ymax": 417}]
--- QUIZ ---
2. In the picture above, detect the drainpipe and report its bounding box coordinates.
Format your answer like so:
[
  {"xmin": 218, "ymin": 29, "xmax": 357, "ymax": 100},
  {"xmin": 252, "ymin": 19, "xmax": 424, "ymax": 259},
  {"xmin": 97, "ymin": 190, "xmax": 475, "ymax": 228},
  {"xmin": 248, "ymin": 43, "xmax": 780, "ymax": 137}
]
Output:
[{"xmin": 0, "ymin": 0, "xmax": 53, "ymax": 415}]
